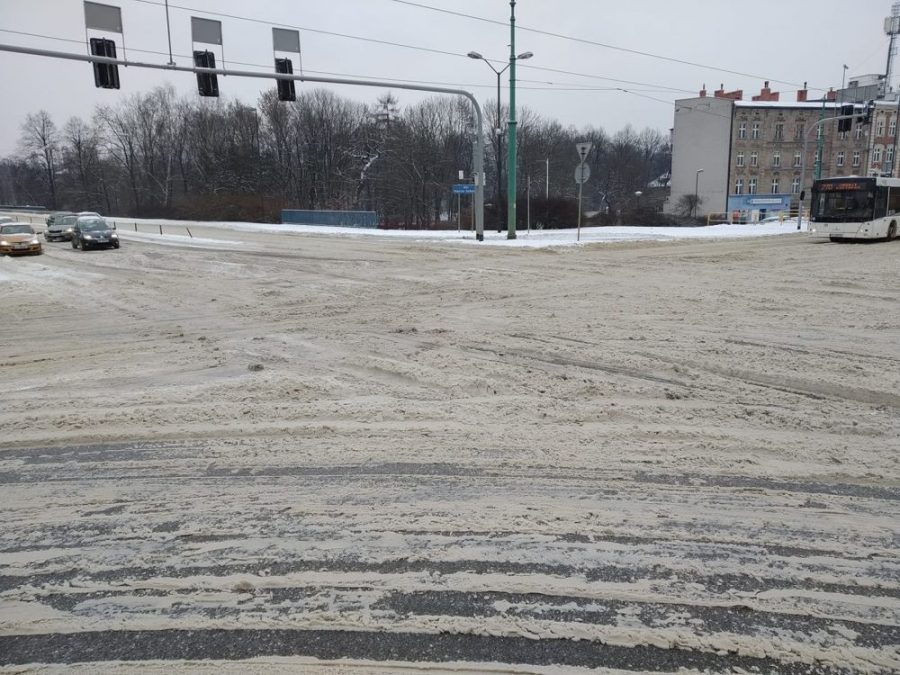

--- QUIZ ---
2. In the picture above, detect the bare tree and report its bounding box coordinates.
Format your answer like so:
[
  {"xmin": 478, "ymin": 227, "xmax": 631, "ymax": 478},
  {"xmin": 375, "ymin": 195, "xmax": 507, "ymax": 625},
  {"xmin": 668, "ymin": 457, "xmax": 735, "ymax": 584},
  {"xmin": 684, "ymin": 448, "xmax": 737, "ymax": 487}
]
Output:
[
  {"xmin": 19, "ymin": 111, "xmax": 59, "ymax": 208},
  {"xmin": 4, "ymin": 87, "xmax": 671, "ymax": 227},
  {"xmin": 676, "ymin": 194, "xmax": 702, "ymax": 218}
]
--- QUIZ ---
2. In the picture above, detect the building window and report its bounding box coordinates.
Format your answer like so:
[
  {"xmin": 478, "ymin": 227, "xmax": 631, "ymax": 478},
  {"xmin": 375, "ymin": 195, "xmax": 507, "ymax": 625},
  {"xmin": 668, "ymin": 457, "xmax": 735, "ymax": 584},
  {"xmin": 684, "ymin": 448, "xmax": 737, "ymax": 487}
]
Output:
[
  {"xmin": 738, "ymin": 121, "xmax": 747, "ymax": 139},
  {"xmin": 751, "ymin": 122, "xmax": 760, "ymax": 139},
  {"xmin": 874, "ymin": 147, "xmax": 883, "ymax": 163},
  {"xmin": 774, "ymin": 123, "xmax": 784, "ymax": 140},
  {"xmin": 836, "ymin": 151, "xmax": 845, "ymax": 167},
  {"xmin": 891, "ymin": 119, "xmax": 897, "ymax": 137},
  {"xmin": 735, "ymin": 178, "xmax": 744, "ymax": 195},
  {"xmin": 748, "ymin": 178, "xmax": 757, "ymax": 194},
  {"xmin": 853, "ymin": 151, "xmax": 861, "ymax": 167},
  {"xmin": 839, "ymin": 130, "xmax": 848, "ymax": 140},
  {"xmin": 816, "ymin": 125, "xmax": 824, "ymax": 140},
  {"xmin": 750, "ymin": 152, "xmax": 758, "ymax": 167},
  {"xmin": 887, "ymin": 145, "xmax": 895, "ymax": 166},
  {"xmin": 795, "ymin": 123, "xmax": 804, "ymax": 141},
  {"xmin": 773, "ymin": 151, "xmax": 781, "ymax": 167},
  {"xmin": 856, "ymin": 125, "xmax": 864, "ymax": 140},
  {"xmin": 791, "ymin": 177, "xmax": 800, "ymax": 194},
  {"xmin": 736, "ymin": 152, "xmax": 744, "ymax": 167},
  {"xmin": 771, "ymin": 177, "xmax": 780, "ymax": 193},
  {"xmin": 877, "ymin": 119, "xmax": 886, "ymax": 136},
  {"xmin": 793, "ymin": 151, "xmax": 802, "ymax": 167}
]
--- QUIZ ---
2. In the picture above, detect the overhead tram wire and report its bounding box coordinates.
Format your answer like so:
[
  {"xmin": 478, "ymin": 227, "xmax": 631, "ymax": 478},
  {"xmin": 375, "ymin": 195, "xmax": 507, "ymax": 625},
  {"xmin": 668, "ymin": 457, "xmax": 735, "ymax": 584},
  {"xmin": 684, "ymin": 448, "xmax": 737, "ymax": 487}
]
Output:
[
  {"xmin": 0, "ymin": 27, "xmax": 277, "ymax": 70},
  {"xmin": 123, "ymin": 0, "xmax": 697, "ymax": 95},
  {"xmin": 127, "ymin": 0, "xmax": 464, "ymax": 59},
  {"xmin": 387, "ymin": 0, "xmax": 825, "ymax": 92},
  {"xmin": 1, "ymin": 23, "xmax": 699, "ymax": 106},
  {"xmin": 0, "ymin": 28, "xmax": 612, "ymax": 91}
]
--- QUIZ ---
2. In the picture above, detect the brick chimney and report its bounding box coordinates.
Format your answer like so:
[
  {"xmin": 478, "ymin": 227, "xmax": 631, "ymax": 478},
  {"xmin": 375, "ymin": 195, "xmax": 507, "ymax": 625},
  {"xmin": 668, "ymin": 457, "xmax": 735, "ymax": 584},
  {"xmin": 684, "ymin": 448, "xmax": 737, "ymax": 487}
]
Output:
[
  {"xmin": 796, "ymin": 82, "xmax": 808, "ymax": 102},
  {"xmin": 712, "ymin": 83, "xmax": 743, "ymax": 100},
  {"xmin": 699, "ymin": 83, "xmax": 707, "ymax": 97},
  {"xmin": 752, "ymin": 81, "xmax": 780, "ymax": 102},
  {"xmin": 826, "ymin": 88, "xmax": 837, "ymax": 101}
]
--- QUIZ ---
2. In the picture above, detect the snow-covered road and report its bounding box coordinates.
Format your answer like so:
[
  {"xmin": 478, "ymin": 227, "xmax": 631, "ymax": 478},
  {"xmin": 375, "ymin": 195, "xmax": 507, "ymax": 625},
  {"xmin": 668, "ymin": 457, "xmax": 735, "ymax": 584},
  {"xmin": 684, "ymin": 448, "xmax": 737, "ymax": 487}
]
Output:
[{"xmin": 0, "ymin": 231, "xmax": 897, "ymax": 672}]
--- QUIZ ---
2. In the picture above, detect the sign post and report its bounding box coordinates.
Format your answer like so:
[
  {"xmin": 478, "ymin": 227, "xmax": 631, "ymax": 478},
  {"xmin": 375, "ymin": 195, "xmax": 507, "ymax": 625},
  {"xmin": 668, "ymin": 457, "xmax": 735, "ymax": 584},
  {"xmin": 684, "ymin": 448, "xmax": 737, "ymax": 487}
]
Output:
[
  {"xmin": 574, "ymin": 142, "xmax": 592, "ymax": 242},
  {"xmin": 452, "ymin": 183, "xmax": 476, "ymax": 234}
]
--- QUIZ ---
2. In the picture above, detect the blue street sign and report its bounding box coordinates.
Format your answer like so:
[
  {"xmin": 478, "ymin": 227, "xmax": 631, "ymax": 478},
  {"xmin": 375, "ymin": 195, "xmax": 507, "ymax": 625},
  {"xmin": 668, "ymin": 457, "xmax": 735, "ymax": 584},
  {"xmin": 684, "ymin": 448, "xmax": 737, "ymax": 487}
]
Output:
[{"xmin": 452, "ymin": 183, "xmax": 476, "ymax": 194}]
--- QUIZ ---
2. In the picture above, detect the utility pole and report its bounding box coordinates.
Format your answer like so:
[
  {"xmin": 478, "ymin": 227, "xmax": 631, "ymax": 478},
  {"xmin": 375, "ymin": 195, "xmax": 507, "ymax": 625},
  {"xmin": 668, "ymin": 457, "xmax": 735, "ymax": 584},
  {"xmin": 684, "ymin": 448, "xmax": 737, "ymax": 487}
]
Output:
[{"xmin": 507, "ymin": 0, "xmax": 518, "ymax": 239}]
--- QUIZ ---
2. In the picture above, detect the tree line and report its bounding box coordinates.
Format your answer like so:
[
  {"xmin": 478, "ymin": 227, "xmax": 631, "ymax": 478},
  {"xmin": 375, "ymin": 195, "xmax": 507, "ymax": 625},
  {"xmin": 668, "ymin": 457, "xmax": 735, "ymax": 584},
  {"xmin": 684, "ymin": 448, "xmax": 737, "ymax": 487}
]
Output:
[{"xmin": 0, "ymin": 84, "xmax": 671, "ymax": 227}]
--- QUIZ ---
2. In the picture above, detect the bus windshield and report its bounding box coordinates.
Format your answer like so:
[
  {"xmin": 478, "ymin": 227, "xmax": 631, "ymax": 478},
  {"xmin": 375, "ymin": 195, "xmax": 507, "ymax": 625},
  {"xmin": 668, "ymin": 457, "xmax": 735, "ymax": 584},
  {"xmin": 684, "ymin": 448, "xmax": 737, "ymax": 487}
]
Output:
[{"xmin": 812, "ymin": 180, "xmax": 875, "ymax": 223}]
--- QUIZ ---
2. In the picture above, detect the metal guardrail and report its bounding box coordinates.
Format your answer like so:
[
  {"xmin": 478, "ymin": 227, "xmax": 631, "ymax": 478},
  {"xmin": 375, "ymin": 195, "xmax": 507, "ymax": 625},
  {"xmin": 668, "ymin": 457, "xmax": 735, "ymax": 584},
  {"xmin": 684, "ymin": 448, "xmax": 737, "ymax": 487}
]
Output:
[
  {"xmin": 706, "ymin": 209, "xmax": 808, "ymax": 225},
  {"xmin": 0, "ymin": 212, "xmax": 194, "ymax": 237}
]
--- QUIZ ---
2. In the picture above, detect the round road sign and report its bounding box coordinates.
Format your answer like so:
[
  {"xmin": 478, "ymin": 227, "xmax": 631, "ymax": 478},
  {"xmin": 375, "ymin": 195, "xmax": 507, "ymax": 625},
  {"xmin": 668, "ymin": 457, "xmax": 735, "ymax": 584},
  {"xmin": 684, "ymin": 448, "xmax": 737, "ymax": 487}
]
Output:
[{"xmin": 574, "ymin": 163, "xmax": 591, "ymax": 184}]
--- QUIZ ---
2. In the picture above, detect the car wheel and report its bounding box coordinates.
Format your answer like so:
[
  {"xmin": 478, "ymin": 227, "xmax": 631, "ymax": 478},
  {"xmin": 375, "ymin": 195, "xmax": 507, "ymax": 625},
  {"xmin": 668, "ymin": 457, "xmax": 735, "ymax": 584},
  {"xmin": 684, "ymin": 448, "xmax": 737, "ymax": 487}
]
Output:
[
  {"xmin": 887, "ymin": 222, "xmax": 897, "ymax": 242},
  {"xmin": 113, "ymin": 241, "xmax": 120, "ymax": 249},
  {"xmin": 71, "ymin": 238, "xmax": 78, "ymax": 249}
]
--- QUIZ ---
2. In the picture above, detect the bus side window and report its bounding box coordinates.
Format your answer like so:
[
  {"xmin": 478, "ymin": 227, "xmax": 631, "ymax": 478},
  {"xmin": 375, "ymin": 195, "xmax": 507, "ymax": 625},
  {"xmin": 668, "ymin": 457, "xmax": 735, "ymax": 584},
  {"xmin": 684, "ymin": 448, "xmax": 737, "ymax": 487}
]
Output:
[
  {"xmin": 889, "ymin": 189, "xmax": 900, "ymax": 215},
  {"xmin": 874, "ymin": 188, "xmax": 888, "ymax": 218}
]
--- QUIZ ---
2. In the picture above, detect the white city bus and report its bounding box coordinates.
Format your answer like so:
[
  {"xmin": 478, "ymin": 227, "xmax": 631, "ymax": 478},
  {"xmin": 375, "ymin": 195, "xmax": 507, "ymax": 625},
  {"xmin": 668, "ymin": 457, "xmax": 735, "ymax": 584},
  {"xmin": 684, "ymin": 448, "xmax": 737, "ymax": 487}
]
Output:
[{"xmin": 809, "ymin": 175, "xmax": 900, "ymax": 241}]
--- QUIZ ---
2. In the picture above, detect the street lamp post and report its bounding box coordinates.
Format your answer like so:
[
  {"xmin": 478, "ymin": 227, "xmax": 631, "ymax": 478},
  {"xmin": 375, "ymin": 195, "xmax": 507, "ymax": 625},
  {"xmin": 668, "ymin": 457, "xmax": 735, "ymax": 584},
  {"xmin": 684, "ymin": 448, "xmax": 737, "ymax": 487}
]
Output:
[
  {"xmin": 694, "ymin": 168, "xmax": 704, "ymax": 218},
  {"xmin": 468, "ymin": 46, "xmax": 532, "ymax": 235}
]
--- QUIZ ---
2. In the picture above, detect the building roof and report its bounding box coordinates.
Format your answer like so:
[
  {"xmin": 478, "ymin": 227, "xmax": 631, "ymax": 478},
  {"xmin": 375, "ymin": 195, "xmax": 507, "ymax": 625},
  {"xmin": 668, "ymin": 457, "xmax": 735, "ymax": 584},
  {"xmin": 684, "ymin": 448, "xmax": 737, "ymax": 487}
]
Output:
[{"xmin": 733, "ymin": 100, "xmax": 840, "ymax": 110}]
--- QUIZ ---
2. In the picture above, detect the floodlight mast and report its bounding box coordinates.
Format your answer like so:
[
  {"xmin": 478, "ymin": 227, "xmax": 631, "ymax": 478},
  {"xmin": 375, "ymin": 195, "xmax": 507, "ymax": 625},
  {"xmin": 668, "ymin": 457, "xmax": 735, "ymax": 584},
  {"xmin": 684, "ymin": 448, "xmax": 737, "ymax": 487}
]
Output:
[{"xmin": 0, "ymin": 42, "xmax": 487, "ymax": 242}]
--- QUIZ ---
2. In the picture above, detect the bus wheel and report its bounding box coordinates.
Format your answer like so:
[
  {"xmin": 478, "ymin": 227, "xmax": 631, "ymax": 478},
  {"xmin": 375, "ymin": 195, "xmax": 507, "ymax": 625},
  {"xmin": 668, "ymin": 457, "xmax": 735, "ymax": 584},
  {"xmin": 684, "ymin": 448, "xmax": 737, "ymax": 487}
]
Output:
[{"xmin": 888, "ymin": 222, "xmax": 897, "ymax": 242}]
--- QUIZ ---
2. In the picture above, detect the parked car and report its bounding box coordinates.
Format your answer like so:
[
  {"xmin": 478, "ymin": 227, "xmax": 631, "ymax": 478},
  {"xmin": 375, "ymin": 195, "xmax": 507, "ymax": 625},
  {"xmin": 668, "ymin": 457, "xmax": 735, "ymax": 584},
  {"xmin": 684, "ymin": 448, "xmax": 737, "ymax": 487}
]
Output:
[
  {"xmin": 0, "ymin": 223, "xmax": 43, "ymax": 256},
  {"xmin": 45, "ymin": 212, "xmax": 79, "ymax": 241},
  {"xmin": 71, "ymin": 216, "xmax": 119, "ymax": 250}
]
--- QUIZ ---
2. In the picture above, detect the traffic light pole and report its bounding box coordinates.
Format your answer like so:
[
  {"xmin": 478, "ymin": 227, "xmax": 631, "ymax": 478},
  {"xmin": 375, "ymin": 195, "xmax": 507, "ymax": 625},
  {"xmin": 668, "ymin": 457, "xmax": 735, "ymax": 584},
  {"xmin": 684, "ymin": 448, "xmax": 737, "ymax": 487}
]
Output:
[{"xmin": 0, "ymin": 42, "xmax": 487, "ymax": 242}]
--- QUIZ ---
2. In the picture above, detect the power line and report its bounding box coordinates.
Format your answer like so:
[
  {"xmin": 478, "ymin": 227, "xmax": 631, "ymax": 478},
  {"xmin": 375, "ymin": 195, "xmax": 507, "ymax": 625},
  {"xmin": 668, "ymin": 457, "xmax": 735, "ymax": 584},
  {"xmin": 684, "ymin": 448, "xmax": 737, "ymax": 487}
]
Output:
[
  {"xmin": 518, "ymin": 65, "xmax": 694, "ymax": 94},
  {"xmin": 388, "ymin": 0, "xmax": 825, "ymax": 92},
  {"xmin": 124, "ymin": 0, "xmax": 698, "ymax": 95},
  {"xmin": 0, "ymin": 28, "xmax": 669, "ymax": 99},
  {"xmin": 128, "ymin": 0, "xmax": 464, "ymax": 59},
  {"xmin": 0, "ymin": 27, "xmax": 270, "ymax": 70}
]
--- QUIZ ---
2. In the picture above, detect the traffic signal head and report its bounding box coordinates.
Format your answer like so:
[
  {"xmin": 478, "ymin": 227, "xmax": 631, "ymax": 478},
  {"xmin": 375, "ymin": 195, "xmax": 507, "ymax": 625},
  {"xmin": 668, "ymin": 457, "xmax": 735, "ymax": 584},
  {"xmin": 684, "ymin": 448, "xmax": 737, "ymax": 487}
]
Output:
[
  {"xmin": 275, "ymin": 58, "xmax": 296, "ymax": 102},
  {"xmin": 193, "ymin": 50, "xmax": 219, "ymax": 97},
  {"xmin": 89, "ymin": 38, "xmax": 120, "ymax": 89}
]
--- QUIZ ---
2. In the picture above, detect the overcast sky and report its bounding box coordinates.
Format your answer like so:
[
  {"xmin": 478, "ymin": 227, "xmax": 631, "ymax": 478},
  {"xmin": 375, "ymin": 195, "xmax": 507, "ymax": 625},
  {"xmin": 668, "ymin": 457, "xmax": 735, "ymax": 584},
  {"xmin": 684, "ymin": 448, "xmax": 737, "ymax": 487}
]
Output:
[{"xmin": 0, "ymin": 0, "xmax": 892, "ymax": 156}]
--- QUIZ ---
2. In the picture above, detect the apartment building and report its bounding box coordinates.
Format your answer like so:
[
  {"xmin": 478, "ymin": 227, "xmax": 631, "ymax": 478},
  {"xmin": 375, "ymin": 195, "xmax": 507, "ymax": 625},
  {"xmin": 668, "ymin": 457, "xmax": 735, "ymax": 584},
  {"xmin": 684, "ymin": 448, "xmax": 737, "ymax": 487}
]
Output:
[
  {"xmin": 865, "ymin": 99, "xmax": 900, "ymax": 175},
  {"xmin": 669, "ymin": 82, "xmax": 876, "ymax": 220}
]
